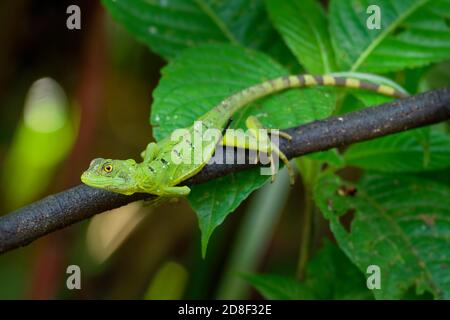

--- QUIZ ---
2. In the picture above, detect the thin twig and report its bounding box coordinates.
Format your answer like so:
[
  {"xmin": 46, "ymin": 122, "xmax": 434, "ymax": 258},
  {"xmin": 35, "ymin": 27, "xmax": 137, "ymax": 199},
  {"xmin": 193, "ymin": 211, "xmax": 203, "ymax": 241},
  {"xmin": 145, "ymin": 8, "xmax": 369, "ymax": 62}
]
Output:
[{"xmin": 1, "ymin": 87, "xmax": 450, "ymax": 254}]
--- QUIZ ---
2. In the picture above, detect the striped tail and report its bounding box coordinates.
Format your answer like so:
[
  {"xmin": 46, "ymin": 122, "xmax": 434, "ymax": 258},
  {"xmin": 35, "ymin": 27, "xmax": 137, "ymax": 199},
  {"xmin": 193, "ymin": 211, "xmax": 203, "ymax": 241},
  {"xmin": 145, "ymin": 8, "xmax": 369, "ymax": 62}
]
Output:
[
  {"xmin": 219, "ymin": 74, "xmax": 408, "ymax": 115},
  {"xmin": 298, "ymin": 75, "xmax": 407, "ymax": 98}
]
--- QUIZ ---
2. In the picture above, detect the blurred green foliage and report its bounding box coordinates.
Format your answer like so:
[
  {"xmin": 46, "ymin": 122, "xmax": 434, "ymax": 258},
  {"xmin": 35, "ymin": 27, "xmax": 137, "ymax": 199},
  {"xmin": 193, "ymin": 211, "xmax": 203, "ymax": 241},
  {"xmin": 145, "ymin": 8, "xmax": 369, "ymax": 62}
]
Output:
[{"xmin": 2, "ymin": 78, "xmax": 76, "ymax": 210}]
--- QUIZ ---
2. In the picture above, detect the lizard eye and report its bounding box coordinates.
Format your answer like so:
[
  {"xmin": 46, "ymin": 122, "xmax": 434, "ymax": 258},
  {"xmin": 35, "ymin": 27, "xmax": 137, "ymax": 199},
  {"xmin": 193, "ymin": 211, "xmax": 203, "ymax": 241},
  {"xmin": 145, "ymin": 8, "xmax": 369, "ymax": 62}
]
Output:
[{"xmin": 103, "ymin": 164, "xmax": 113, "ymax": 173}]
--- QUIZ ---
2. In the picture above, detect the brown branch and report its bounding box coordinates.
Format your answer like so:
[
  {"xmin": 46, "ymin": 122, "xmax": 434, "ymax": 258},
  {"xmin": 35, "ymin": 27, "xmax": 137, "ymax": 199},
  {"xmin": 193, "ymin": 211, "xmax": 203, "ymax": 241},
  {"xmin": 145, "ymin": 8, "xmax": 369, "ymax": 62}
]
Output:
[{"xmin": 1, "ymin": 87, "xmax": 450, "ymax": 254}]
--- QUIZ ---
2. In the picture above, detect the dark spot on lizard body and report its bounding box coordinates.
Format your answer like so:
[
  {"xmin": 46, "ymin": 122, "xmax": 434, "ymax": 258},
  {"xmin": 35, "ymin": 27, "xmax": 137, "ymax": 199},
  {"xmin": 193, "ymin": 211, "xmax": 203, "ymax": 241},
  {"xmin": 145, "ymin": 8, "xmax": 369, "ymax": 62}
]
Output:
[
  {"xmin": 172, "ymin": 149, "xmax": 182, "ymax": 159},
  {"xmin": 185, "ymin": 139, "xmax": 194, "ymax": 148}
]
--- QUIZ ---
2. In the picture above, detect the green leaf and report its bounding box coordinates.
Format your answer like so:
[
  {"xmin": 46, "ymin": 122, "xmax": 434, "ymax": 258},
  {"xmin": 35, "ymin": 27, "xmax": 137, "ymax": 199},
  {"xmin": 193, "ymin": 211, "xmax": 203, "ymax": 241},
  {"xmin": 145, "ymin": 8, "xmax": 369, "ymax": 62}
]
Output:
[
  {"xmin": 243, "ymin": 273, "xmax": 314, "ymax": 300},
  {"xmin": 351, "ymin": 91, "xmax": 394, "ymax": 108},
  {"xmin": 304, "ymin": 241, "xmax": 374, "ymax": 299},
  {"xmin": 306, "ymin": 149, "xmax": 345, "ymax": 169},
  {"xmin": 151, "ymin": 44, "xmax": 336, "ymax": 255},
  {"xmin": 151, "ymin": 44, "xmax": 335, "ymax": 139},
  {"xmin": 314, "ymin": 172, "xmax": 450, "ymax": 299},
  {"xmin": 420, "ymin": 60, "xmax": 450, "ymax": 91},
  {"xmin": 344, "ymin": 129, "xmax": 450, "ymax": 172},
  {"xmin": 188, "ymin": 169, "xmax": 269, "ymax": 257},
  {"xmin": 414, "ymin": 168, "xmax": 450, "ymax": 187},
  {"xmin": 102, "ymin": 0, "xmax": 282, "ymax": 60},
  {"xmin": 244, "ymin": 241, "xmax": 373, "ymax": 299},
  {"xmin": 330, "ymin": 0, "xmax": 450, "ymax": 72},
  {"xmin": 265, "ymin": 0, "xmax": 335, "ymax": 73}
]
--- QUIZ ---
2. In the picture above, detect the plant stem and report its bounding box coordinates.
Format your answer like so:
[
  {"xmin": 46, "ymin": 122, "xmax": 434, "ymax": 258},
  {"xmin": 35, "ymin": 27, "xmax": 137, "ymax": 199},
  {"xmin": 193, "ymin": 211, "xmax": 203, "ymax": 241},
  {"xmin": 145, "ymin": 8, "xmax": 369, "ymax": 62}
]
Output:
[
  {"xmin": 297, "ymin": 186, "xmax": 314, "ymax": 280},
  {"xmin": 295, "ymin": 157, "xmax": 319, "ymax": 280}
]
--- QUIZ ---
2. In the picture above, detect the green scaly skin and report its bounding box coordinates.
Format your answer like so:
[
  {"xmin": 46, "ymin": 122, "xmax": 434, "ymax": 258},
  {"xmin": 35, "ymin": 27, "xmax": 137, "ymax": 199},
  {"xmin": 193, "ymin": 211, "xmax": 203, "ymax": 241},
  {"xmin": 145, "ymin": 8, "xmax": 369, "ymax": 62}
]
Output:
[{"xmin": 81, "ymin": 74, "xmax": 407, "ymax": 197}]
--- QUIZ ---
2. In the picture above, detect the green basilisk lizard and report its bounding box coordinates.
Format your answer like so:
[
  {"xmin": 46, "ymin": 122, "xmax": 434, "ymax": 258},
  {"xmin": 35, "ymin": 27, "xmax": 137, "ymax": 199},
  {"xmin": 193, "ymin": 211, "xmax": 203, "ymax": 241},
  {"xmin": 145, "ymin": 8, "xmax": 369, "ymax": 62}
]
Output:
[{"xmin": 81, "ymin": 74, "xmax": 406, "ymax": 196}]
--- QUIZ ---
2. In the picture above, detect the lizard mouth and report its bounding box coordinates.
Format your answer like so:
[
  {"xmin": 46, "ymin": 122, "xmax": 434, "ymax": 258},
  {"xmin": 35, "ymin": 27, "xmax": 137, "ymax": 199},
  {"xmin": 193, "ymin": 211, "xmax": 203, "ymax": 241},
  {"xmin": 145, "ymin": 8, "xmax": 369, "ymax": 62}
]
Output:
[
  {"xmin": 80, "ymin": 171, "xmax": 100, "ymax": 187},
  {"xmin": 81, "ymin": 171, "xmax": 124, "ymax": 188}
]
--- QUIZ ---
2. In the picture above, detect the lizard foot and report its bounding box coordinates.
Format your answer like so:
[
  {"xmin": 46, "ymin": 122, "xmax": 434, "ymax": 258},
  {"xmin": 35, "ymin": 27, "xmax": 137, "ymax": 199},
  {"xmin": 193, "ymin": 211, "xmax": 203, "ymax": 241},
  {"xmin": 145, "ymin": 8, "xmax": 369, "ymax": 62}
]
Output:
[{"xmin": 221, "ymin": 116, "xmax": 296, "ymax": 185}]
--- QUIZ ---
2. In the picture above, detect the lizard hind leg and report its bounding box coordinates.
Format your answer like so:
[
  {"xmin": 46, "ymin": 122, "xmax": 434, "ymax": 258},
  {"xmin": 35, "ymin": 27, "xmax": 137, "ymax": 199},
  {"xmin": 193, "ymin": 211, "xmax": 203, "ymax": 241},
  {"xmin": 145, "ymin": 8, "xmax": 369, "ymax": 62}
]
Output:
[
  {"xmin": 221, "ymin": 116, "xmax": 296, "ymax": 185},
  {"xmin": 247, "ymin": 116, "xmax": 296, "ymax": 185}
]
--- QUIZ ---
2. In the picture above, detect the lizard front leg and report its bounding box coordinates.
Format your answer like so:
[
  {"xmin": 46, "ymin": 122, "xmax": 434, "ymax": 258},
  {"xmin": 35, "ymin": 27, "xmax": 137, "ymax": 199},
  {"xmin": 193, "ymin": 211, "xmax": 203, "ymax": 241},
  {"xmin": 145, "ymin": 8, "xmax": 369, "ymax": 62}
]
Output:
[
  {"xmin": 140, "ymin": 142, "xmax": 159, "ymax": 163},
  {"xmin": 159, "ymin": 185, "xmax": 191, "ymax": 196}
]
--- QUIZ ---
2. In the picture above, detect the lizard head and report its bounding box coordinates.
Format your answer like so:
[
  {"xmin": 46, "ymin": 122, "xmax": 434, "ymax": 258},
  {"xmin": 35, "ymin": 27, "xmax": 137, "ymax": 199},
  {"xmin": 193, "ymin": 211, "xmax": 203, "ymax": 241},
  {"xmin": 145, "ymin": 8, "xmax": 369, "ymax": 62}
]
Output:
[{"xmin": 81, "ymin": 158, "xmax": 138, "ymax": 195}]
